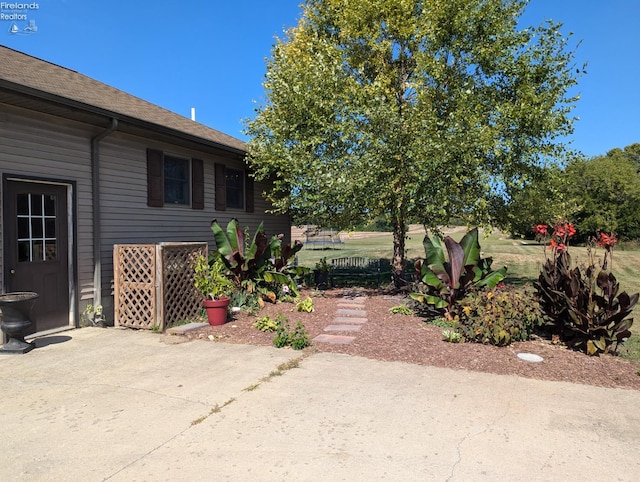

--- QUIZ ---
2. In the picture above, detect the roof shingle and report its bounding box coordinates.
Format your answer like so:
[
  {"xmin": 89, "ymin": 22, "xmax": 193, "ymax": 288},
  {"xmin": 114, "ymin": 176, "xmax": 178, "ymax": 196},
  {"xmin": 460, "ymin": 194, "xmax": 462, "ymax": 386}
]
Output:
[{"xmin": 0, "ymin": 46, "xmax": 246, "ymax": 153}]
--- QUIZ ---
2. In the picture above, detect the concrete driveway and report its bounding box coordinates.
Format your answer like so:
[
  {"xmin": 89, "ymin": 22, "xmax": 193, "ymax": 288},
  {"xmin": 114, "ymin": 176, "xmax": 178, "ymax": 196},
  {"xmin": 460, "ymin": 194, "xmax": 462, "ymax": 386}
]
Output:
[{"xmin": 1, "ymin": 327, "xmax": 639, "ymax": 481}]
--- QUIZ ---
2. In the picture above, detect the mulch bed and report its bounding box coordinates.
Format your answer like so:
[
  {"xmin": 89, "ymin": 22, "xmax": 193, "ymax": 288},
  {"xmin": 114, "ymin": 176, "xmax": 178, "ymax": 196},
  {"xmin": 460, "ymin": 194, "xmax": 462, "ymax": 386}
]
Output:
[{"xmin": 183, "ymin": 288, "xmax": 640, "ymax": 391}]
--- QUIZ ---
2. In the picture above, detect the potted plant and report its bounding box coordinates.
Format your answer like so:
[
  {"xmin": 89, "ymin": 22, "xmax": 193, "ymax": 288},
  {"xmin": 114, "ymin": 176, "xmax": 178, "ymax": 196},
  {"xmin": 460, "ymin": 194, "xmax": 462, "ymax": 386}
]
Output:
[
  {"xmin": 81, "ymin": 303, "xmax": 107, "ymax": 327},
  {"xmin": 313, "ymin": 257, "xmax": 331, "ymax": 289},
  {"xmin": 194, "ymin": 255, "xmax": 235, "ymax": 325}
]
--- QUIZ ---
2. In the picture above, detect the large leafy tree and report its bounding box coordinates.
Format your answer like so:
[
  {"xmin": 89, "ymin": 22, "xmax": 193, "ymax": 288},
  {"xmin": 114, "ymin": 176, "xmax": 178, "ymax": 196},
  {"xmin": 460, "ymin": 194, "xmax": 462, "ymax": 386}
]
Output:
[
  {"xmin": 245, "ymin": 0, "xmax": 581, "ymax": 285},
  {"xmin": 497, "ymin": 163, "xmax": 574, "ymax": 238},
  {"xmin": 563, "ymin": 144, "xmax": 640, "ymax": 241}
]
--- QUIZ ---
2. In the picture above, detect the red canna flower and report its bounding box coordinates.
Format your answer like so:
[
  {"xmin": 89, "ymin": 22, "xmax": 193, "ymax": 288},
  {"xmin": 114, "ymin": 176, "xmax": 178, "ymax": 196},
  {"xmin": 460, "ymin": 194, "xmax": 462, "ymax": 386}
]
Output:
[
  {"xmin": 597, "ymin": 232, "xmax": 617, "ymax": 249},
  {"xmin": 534, "ymin": 224, "xmax": 548, "ymax": 236},
  {"xmin": 597, "ymin": 233, "xmax": 609, "ymax": 246},
  {"xmin": 567, "ymin": 223, "xmax": 576, "ymax": 237},
  {"xmin": 557, "ymin": 243, "xmax": 567, "ymax": 253},
  {"xmin": 554, "ymin": 224, "xmax": 566, "ymax": 238}
]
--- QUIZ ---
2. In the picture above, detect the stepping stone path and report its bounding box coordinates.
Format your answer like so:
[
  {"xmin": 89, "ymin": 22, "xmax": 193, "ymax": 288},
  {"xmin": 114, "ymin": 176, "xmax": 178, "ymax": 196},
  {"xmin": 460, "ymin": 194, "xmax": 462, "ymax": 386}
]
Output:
[{"xmin": 312, "ymin": 291, "xmax": 368, "ymax": 345}]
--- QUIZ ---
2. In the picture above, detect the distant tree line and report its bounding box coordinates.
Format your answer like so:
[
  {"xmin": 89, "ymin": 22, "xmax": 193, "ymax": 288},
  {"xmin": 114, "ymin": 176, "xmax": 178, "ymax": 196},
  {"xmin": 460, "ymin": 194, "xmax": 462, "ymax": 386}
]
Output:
[{"xmin": 504, "ymin": 143, "xmax": 640, "ymax": 241}]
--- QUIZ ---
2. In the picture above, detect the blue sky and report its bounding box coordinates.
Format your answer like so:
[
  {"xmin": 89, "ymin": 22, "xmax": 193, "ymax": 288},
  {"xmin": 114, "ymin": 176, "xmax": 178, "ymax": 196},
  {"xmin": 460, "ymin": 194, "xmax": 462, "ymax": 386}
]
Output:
[{"xmin": 1, "ymin": 1, "xmax": 637, "ymax": 158}]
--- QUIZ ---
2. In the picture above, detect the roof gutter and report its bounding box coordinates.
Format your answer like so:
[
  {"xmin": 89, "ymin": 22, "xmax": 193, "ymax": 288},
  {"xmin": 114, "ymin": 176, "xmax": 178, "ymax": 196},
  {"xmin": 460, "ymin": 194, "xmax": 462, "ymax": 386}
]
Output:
[{"xmin": 90, "ymin": 118, "xmax": 118, "ymax": 307}]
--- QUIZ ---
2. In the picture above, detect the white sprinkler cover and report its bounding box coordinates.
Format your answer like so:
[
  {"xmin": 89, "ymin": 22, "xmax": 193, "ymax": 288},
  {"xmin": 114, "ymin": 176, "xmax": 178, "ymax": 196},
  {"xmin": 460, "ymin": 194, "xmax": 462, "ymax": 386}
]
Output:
[{"xmin": 517, "ymin": 352, "xmax": 544, "ymax": 363}]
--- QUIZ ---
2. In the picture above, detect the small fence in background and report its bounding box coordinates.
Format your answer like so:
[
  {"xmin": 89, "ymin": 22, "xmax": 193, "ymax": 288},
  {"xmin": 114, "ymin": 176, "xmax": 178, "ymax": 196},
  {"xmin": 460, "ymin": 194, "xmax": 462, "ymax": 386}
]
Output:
[{"xmin": 113, "ymin": 242, "xmax": 207, "ymax": 330}]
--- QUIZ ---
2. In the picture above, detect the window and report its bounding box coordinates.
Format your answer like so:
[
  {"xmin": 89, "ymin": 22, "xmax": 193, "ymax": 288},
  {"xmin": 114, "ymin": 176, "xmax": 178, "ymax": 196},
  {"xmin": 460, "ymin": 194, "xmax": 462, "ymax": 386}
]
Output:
[
  {"xmin": 225, "ymin": 168, "xmax": 244, "ymax": 209},
  {"xmin": 163, "ymin": 156, "xmax": 189, "ymax": 204},
  {"xmin": 215, "ymin": 163, "xmax": 254, "ymax": 213},
  {"xmin": 147, "ymin": 149, "xmax": 204, "ymax": 209}
]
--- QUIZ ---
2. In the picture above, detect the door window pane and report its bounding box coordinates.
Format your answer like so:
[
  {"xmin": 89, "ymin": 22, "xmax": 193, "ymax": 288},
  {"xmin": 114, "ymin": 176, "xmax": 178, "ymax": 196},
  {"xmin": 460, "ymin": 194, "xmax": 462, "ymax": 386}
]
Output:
[
  {"xmin": 31, "ymin": 195, "xmax": 43, "ymax": 215},
  {"xmin": 31, "ymin": 218, "xmax": 43, "ymax": 238},
  {"xmin": 33, "ymin": 240, "xmax": 43, "ymax": 261},
  {"xmin": 17, "ymin": 194, "xmax": 29, "ymax": 215},
  {"xmin": 45, "ymin": 219, "xmax": 56, "ymax": 238},
  {"xmin": 45, "ymin": 241, "xmax": 57, "ymax": 261},
  {"xmin": 44, "ymin": 195, "xmax": 56, "ymax": 216},
  {"xmin": 18, "ymin": 217, "xmax": 29, "ymax": 238}
]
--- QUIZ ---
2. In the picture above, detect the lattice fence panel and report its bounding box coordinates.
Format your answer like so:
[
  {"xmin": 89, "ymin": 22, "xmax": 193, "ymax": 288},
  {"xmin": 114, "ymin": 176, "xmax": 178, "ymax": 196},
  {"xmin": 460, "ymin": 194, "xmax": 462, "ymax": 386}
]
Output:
[
  {"xmin": 114, "ymin": 245, "xmax": 156, "ymax": 329},
  {"xmin": 160, "ymin": 243, "xmax": 207, "ymax": 328}
]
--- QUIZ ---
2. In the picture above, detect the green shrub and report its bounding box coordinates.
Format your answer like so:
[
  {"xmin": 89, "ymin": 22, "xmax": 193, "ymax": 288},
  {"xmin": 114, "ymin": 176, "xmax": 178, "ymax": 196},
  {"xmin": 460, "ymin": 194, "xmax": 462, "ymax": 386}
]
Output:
[
  {"xmin": 296, "ymin": 297, "xmax": 315, "ymax": 313},
  {"xmin": 457, "ymin": 285, "xmax": 546, "ymax": 346},
  {"xmin": 269, "ymin": 313, "xmax": 311, "ymax": 350},
  {"xmin": 230, "ymin": 290, "xmax": 261, "ymax": 314},
  {"xmin": 253, "ymin": 314, "xmax": 281, "ymax": 332},
  {"xmin": 442, "ymin": 329, "xmax": 462, "ymax": 343},
  {"xmin": 289, "ymin": 322, "xmax": 312, "ymax": 350},
  {"xmin": 428, "ymin": 317, "xmax": 458, "ymax": 329},
  {"xmin": 389, "ymin": 304, "xmax": 414, "ymax": 315},
  {"xmin": 273, "ymin": 321, "xmax": 290, "ymax": 348}
]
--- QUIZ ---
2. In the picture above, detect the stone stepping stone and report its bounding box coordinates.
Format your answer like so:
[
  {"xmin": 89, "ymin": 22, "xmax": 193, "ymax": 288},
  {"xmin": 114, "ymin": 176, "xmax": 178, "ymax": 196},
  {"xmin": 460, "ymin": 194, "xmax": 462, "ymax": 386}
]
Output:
[
  {"xmin": 337, "ymin": 303, "xmax": 366, "ymax": 310},
  {"xmin": 324, "ymin": 324, "xmax": 362, "ymax": 332},
  {"xmin": 333, "ymin": 316, "xmax": 367, "ymax": 324},
  {"xmin": 313, "ymin": 334, "xmax": 356, "ymax": 344},
  {"xmin": 336, "ymin": 309, "xmax": 367, "ymax": 317}
]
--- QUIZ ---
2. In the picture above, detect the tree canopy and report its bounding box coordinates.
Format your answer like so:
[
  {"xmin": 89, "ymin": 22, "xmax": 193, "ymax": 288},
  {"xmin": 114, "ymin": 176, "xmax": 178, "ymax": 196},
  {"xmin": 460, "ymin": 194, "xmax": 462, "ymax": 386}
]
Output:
[
  {"xmin": 244, "ymin": 0, "xmax": 582, "ymax": 284},
  {"xmin": 563, "ymin": 143, "xmax": 640, "ymax": 241}
]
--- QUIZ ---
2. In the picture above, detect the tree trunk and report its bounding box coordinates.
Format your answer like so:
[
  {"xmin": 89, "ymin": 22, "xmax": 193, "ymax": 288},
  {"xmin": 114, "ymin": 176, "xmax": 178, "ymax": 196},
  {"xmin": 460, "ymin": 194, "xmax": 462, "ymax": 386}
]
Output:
[{"xmin": 391, "ymin": 220, "xmax": 407, "ymax": 289}]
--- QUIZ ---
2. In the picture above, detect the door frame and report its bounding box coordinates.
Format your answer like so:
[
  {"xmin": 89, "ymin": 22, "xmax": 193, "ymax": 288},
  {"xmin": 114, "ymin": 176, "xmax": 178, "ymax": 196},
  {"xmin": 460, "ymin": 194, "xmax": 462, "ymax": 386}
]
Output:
[{"xmin": 2, "ymin": 174, "xmax": 78, "ymax": 335}]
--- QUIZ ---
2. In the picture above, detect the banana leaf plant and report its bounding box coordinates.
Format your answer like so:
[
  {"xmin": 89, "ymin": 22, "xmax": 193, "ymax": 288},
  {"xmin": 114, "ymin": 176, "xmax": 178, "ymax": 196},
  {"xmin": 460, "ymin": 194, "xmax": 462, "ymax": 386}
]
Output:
[
  {"xmin": 410, "ymin": 228, "xmax": 507, "ymax": 319},
  {"xmin": 210, "ymin": 218, "xmax": 306, "ymax": 297},
  {"xmin": 210, "ymin": 218, "xmax": 270, "ymax": 286}
]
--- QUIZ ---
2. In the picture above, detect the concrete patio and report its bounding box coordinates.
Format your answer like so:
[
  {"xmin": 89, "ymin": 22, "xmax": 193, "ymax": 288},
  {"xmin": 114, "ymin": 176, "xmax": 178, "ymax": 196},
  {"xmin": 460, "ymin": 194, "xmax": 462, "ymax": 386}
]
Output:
[{"xmin": 0, "ymin": 327, "xmax": 639, "ymax": 481}]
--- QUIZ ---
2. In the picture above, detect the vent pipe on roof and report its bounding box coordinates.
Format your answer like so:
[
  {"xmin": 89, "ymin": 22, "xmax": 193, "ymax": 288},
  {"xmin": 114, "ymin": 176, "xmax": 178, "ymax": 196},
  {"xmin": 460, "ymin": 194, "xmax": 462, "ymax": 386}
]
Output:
[{"xmin": 191, "ymin": 107, "xmax": 196, "ymax": 121}]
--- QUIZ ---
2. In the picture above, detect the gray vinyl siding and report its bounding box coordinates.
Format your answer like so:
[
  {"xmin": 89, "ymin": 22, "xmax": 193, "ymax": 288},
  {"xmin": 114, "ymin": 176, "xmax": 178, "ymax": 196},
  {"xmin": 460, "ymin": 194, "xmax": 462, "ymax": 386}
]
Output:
[
  {"xmin": 0, "ymin": 103, "xmax": 290, "ymax": 323},
  {"xmin": 0, "ymin": 105, "xmax": 95, "ymax": 305},
  {"xmin": 97, "ymin": 132, "xmax": 290, "ymax": 308}
]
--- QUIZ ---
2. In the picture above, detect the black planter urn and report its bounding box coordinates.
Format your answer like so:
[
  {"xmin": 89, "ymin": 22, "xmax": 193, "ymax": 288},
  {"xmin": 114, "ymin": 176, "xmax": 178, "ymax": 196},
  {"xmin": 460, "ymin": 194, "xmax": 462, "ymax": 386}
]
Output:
[{"xmin": 0, "ymin": 292, "xmax": 39, "ymax": 354}]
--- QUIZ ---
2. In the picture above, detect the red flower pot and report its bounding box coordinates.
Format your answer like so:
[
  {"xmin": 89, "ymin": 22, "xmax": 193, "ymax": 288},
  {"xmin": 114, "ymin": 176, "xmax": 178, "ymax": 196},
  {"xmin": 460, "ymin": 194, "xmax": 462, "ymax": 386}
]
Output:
[{"xmin": 203, "ymin": 297, "xmax": 230, "ymax": 326}]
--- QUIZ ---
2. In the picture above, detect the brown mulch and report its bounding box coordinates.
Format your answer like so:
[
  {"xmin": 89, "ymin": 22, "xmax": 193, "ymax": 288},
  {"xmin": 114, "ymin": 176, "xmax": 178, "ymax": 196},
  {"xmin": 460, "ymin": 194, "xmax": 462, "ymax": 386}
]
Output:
[{"xmin": 183, "ymin": 288, "xmax": 640, "ymax": 391}]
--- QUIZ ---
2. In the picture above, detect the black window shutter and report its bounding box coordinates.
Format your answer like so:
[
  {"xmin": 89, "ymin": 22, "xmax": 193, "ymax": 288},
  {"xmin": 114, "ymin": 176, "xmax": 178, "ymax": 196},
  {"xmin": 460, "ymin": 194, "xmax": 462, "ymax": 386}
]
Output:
[
  {"xmin": 215, "ymin": 163, "xmax": 226, "ymax": 211},
  {"xmin": 245, "ymin": 171, "xmax": 254, "ymax": 213},
  {"xmin": 147, "ymin": 148, "xmax": 164, "ymax": 207},
  {"xmin": 191, "ymin": 158, "xmax": 204, "ymax": 210}
]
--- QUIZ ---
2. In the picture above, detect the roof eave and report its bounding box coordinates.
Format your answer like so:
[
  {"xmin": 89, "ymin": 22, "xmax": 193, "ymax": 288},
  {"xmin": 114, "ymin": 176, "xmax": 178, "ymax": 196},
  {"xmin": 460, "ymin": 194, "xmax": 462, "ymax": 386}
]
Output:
[{"xmin": 0, "ymin": 79, "xmax": 247, "ymax": 158}]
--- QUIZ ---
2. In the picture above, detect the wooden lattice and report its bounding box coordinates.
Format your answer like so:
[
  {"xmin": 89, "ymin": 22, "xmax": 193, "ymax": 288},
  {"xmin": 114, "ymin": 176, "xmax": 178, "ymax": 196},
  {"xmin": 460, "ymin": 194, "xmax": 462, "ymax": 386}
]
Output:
[
  {"xmin": 113, "ymin": 245, "xmax": 156, "ymax": 329},
  {"xmin": 113, "ymin": 243, "xmax": 207, "ymax": 330},
  {"xmin": 160, "ymin": 243, "xmax": 207, "ymax": 328}
]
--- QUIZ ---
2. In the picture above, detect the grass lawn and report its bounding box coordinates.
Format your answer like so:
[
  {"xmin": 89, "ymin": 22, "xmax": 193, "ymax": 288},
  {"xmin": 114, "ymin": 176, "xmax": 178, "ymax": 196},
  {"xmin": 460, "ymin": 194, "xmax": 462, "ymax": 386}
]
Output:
[{"xmin": 294, "ymin": 226, "xmax": 640, "ymax": 362}]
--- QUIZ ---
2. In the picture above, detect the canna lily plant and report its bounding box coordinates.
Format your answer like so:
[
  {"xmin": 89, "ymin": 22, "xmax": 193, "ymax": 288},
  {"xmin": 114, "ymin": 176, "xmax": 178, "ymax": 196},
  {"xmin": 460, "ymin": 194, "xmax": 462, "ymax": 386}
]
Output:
[{"xmin": 534, "ymin": 220, "xmax": 637, "ymax": 355}]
